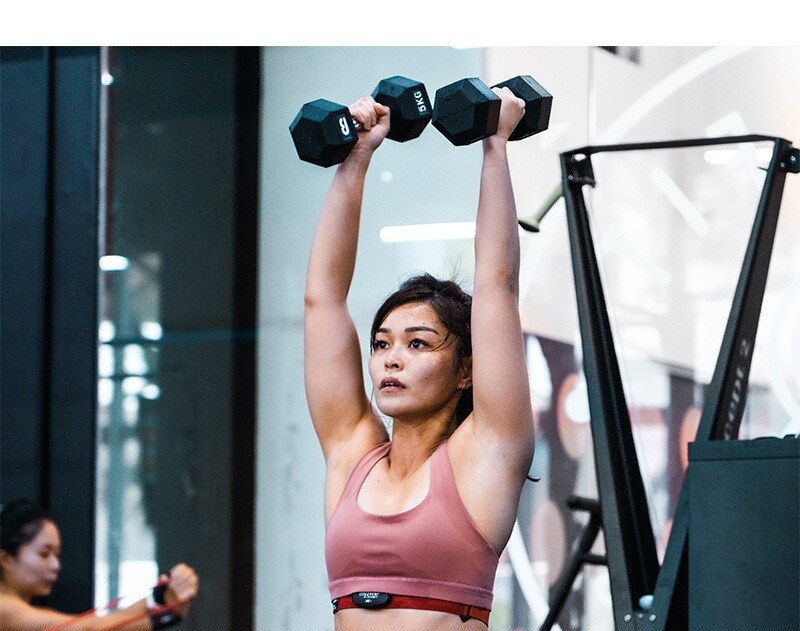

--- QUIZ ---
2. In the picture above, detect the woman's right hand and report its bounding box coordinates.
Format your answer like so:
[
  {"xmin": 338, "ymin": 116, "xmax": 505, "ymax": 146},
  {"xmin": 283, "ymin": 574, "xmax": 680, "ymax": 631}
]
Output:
[
  {"xmin": 347, "ymin": 96, "xmax": 391, "ymax": 157},
  {"xmin": 162, "ymin": 564, "xmax": 199, "ymax": 618}
]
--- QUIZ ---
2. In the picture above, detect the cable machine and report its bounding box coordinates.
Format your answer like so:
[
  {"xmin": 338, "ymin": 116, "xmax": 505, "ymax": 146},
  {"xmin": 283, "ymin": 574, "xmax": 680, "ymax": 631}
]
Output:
[{"xmin": 524, "ymin": 135, "xmax": 800, "ymax": 630}]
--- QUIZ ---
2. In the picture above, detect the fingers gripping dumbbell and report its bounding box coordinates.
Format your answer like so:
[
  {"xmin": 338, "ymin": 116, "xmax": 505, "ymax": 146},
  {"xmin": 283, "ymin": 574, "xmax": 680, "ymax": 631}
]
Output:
[
  {"xmin": 431, "ymin": 75, "xmax": 552, "ymax": 146},
  {"xmin": 289, "ymin": 76, "xmax": 432, "ymax": 167}
]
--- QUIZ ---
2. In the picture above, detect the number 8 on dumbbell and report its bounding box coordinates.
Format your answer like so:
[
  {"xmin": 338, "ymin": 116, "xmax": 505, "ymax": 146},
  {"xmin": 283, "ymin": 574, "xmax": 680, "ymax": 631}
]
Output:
[
  {"xmin": 290, "ymin": 76, "xmax": 432, "ymax": 168},
  {"xmin": 337, "ymin": 116, "xmax": 352, "ymax": 136}
]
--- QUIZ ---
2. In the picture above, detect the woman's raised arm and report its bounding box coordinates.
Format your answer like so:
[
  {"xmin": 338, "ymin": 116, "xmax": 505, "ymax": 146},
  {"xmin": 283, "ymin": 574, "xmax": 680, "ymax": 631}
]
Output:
[
  {"xmin": 467, "ymin": 88, "xmax": 536, "ymax": 475},
  {"xmin": 304, "ymin": 97, "xmax": 391, "ymax": 462}
]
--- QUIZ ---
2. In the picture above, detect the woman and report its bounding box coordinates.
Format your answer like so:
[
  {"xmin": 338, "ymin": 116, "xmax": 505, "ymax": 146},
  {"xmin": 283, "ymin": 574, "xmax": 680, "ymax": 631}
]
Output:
[
  {"xmin": 0, "ymin": 500, "xmax": 199, "ymax": 631},
  {"xmin": 304, "ymin": 87, "xmax": 536, "ymax": 630}
]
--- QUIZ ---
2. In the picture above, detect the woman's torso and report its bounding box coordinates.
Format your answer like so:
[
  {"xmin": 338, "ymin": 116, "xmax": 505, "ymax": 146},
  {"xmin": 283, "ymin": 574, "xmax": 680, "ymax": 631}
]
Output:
[{"xmin": 325, "ymin": 436, "xmax": 517, "ymax": 630}]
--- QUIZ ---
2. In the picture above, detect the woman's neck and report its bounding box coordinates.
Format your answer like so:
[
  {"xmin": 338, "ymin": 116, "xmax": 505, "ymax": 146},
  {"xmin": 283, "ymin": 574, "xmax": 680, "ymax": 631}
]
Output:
[{"xmin": 387, "ymin": 411, "xmax": 457, "ymax": 477}]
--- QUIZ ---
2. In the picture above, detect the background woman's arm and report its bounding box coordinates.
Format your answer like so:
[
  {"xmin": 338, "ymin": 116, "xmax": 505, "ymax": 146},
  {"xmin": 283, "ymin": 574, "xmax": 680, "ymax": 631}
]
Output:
[
  {"xmin": 0, "ymin": 597, "xmax": 151, "ymax": 631},
  {"xmin": 0, "ymin": 563, "xmax": 197, "ymax": 631}
]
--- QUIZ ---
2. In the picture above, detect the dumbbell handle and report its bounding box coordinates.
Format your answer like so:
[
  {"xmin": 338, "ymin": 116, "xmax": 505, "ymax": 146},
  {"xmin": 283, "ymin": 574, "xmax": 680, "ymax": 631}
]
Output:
[
  {"xmin": 333, "ymin": 113, "xmax": 372, "ymax": 136},
  {"xmin": 344, "ymin": 113, "xmax": 387, "ymax": 134},
  {"xmin": 337, "ymin": 113, "xmax": 395, "ymax": 135}
]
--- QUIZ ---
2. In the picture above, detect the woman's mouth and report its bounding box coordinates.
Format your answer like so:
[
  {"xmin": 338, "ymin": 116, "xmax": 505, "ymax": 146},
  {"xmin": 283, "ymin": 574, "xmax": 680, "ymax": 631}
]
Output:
[{"xmin": 380, "ymin": 378, "xmax": 405, "ymax": 391}]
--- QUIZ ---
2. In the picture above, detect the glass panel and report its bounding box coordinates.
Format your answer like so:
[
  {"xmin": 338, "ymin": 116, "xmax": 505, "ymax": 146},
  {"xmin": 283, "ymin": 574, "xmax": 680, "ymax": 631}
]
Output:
[
  {"xmin": 95, "ymin": 47, "xmax": 246, "ymax": 629},
  {"xmin": 95, "ymin": 255, "xmax": 162, "ymax": 605},
  {"xmin": 586, "ymin": 141, "xmax": 768, "ymax": 545}
]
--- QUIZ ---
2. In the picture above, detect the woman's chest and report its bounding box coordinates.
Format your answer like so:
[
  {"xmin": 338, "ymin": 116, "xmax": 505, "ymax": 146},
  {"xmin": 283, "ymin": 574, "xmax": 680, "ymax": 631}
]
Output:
[{"xmin": 356, "ymin": 460, "xmax": 431, "ymax": 515}]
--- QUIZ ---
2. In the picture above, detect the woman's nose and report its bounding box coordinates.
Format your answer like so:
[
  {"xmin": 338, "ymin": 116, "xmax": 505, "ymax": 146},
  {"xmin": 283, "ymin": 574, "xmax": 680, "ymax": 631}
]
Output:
[{"xmin": 384, "ymin": 344, "xmax": 403, "ymax": 368}]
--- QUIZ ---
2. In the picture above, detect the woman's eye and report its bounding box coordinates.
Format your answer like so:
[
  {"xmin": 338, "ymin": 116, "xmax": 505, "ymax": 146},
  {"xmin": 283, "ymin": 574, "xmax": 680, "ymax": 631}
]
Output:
[
  {"xmin": 410, "ymin": 339, "xmax": 427, "ymax": 349},
  {"xmin": 374, "ymin": 340, "xmax": 388, "ymax": 349}
]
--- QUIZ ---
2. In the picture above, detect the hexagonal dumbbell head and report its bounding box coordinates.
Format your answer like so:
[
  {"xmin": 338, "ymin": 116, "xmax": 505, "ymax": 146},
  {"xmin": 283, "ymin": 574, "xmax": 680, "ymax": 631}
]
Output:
[
  {"xmin": 289, "ymin": 99, "xmax": 358, "ymax": 167},
  {"xmin": 432, "ymin": 78, "xmax": 501, "ymax": 146},
  {"xmin": 491, "ymin": 75, "xmax": 552, "ymax": 141},
  {"xmin": 372, "ymin": 76, "xmax": 432, "ymax": 142}
]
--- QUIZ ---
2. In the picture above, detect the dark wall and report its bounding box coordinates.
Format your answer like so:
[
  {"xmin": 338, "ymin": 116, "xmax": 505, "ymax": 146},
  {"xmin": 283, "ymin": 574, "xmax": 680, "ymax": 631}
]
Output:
[
  {"xmin": 1, "ymin": 46, "xmax": 100, "ymax": 612},
  {"xmin": 1, "ymin": 47, "xmax": 258, "ymax": 626}
]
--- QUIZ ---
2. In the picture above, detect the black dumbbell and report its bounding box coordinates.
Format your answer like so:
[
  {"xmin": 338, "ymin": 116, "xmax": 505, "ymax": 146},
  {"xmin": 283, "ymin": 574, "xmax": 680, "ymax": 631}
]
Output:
[
  {"xmin": 431, "ymin": 75, "xmax": 552, "ymax": 146},
  {"xmin": 289, "ymin": 76, "xmax": 432, "ymax": 167}
]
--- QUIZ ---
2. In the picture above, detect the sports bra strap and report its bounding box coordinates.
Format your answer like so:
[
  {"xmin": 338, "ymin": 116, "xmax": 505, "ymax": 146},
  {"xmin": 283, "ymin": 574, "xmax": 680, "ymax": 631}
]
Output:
[{"xmin": 338, "ymin": 441, "xmax": 391, "ymax": 502}]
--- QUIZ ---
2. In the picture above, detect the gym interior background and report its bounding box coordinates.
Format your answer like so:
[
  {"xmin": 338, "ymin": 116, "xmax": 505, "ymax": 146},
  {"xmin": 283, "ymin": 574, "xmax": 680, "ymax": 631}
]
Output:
[{"xmin": 2, "ymin": 46, "xmax": 799, "ymax": 631}]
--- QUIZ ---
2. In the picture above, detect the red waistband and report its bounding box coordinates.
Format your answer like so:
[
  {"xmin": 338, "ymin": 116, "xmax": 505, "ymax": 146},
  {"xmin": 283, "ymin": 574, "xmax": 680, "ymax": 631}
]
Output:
[{"xmin": 332, "ymin": 593, "xmax": 490, "ymax": 625}]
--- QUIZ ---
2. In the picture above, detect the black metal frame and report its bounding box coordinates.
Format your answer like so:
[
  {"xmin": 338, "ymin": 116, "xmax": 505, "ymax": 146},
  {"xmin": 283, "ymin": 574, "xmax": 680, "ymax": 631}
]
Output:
[
  {"xmin": 543, "ymin": 134, "xmax": 797, "ymax": 630},
  {"xmin": 541, "ymin": 495, "xmax": 606, "ymax": 629},
  {"xmin": 229, "ymin": 46, "xmax": 260, "ymax": 631}
]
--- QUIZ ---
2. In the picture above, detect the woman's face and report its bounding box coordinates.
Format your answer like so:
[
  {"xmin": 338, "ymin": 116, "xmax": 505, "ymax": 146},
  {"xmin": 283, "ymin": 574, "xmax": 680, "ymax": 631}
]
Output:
[
  {"xmin": 0, "ymin": 520, "xmax": 61, "ymax": 600},
  {"xmin": 369, "ymin": 301, "xmax": 470, "ymax": 421}
]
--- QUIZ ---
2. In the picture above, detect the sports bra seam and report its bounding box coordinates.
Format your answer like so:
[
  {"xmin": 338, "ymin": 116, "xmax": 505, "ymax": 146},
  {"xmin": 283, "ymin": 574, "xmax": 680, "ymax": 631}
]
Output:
[{"xmin": 329, "ymin": 575, "xmax": 493, "ymax": 596}]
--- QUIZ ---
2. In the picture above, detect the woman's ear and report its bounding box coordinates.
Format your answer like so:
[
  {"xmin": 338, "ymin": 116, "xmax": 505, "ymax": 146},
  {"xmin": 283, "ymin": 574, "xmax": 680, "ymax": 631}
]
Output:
[{"xmin": 458, "ymin": 356, "xmax": 473, "ymax": 390}]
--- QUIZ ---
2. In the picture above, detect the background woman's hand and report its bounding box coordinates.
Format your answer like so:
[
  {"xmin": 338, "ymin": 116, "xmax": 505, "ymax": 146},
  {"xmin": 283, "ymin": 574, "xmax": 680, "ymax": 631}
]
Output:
[
  {"xmin": 347, "ymin": 96, "xmax": 391, "ymax": 156},
  {"xmin": 490, "ymin": 86, "xmax": 526, "ymax": 142},
  {"xmin": 162, "ymin": 563, "xmax": 199, "ymax": 618}
]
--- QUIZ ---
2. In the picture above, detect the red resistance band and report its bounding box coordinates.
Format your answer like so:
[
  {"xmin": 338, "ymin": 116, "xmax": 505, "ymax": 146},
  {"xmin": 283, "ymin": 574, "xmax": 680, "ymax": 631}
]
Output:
[
  {"xmin": 333, "ymin": 593, "xmax": 491, "ymax": 625},
  {"xmin": 42, "ymin": 578, "xmax": 183, "ymax": 631},
  {"xmin": 102, "ymin": 602, "xmax": 182, "ymax": 631}
]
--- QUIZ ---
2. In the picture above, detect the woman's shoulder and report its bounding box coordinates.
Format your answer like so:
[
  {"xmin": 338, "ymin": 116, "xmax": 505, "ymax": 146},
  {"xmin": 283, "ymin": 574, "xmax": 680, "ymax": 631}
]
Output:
[
  {"xmin": 328, "ymin": 432, "xmax": 389, "ymax": 475},
  {"xmin": 0, "ymin": 593, "xmax": 24, "ymax": 625},
  {"xmin": 0, "ymin": 591, "xmax": 20, "ymax": 608},
  {"xmin": 0, "ymin": 593, "xmax": 71, "ymax": 630},
  {"xmin": 0, "ymin": 592, "xmax": 46, "ymax": 618}
]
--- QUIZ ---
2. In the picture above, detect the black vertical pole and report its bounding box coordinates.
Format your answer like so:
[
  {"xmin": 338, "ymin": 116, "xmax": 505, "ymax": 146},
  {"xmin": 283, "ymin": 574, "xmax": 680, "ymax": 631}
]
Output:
[
  {"xmin": 229, "ymin": 46, "xmax": 260, "ymax": 631},
  {"xmin": 697, "ymin": 139, "xmax": 792, "ymax": 441},
  {"xmin": 561, "ymin": 151, "xmax": 659, "ymax": 630}
]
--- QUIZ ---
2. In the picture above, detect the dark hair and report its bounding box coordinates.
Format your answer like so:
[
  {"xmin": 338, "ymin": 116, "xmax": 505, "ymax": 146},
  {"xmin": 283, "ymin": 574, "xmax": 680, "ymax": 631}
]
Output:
[
  {"xmin": 371, "ymin": 273, "xmax": 473, "ymax": 424},
  {"xmin": 0, "ymin": 499, "xmax": 53, "ymax": 557}
]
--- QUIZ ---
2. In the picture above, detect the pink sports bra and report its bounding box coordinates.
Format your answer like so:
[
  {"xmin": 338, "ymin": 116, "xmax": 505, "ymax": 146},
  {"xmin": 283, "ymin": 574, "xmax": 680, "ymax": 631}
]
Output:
[{"xmin": 325, "ymin": 440, "xmax": 499, "ymax": 610}]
